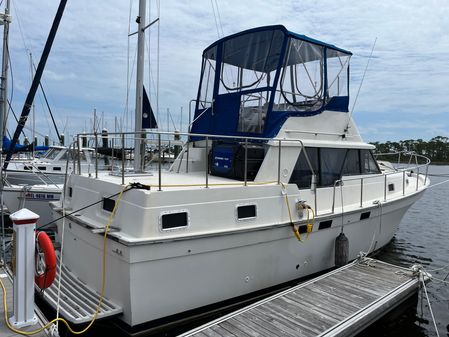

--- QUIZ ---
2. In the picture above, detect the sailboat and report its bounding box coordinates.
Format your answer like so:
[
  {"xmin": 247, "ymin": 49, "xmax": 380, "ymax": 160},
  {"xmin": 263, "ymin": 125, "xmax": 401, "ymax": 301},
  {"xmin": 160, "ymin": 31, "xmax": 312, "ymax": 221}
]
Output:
[{"xmin": 39, "ymin": 13, "xmax": 429, "ymax": 336}]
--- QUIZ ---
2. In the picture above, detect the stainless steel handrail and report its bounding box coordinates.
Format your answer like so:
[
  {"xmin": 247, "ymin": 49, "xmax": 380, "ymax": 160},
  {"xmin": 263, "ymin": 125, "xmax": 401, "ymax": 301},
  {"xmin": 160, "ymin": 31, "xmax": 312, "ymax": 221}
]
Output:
[{"xmin": 76, "ymin": 130, "xmax": 431, "ymax": 216}]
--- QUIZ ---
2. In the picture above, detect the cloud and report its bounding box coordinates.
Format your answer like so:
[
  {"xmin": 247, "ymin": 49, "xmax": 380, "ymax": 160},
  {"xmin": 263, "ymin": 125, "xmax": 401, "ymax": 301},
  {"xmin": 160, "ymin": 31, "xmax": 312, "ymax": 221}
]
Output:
[{"xmin": 4, "ymin": 0, "xmax": 449, "ymax": 143}]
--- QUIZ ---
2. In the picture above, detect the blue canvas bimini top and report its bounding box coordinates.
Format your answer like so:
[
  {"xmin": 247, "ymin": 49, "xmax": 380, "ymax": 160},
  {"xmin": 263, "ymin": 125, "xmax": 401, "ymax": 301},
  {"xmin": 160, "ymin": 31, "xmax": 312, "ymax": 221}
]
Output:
[{"xmin": 191, "ymin": 25, "xmax": 352, "ymax": 140}]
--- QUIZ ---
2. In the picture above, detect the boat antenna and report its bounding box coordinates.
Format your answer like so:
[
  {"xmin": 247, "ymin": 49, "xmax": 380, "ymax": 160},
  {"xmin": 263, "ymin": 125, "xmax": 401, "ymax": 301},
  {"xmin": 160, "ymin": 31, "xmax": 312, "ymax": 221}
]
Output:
[{"xmin": 345, "ymin": 37, "xmax": 377, "ymax": 132}]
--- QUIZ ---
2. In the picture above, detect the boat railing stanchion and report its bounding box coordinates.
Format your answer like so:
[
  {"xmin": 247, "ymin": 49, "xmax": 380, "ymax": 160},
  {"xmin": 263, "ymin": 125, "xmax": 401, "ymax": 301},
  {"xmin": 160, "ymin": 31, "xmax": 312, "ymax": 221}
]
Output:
[
  {"xmin": 121, "ymin": 133, "xmax": 125, "ymax": 185},
  {"xmin": 277, "ymin": 140, "xmax": 281, "ymax": 184},
  {"xmin": 331, "ymin": 179, "xmax": 342, "ymax": 214},
  {"xmin": 424, "ymin": 163, "xmax": 429, "ymax": 185},
  {"xmin": 77, "ymin": 134, "xmax": 81, "ymax": 174},
  {"xmin": 95, "ymin": 131, "xmax": 98, "ymax": 179},
  {"xmin": 72, "ymin": 141, "xmax": 76, "ymax": 174},
  {"xmin": 244, "ymin": 138, "xmax": 248, "ymax": 186},
  {"xmin": 360, "ymin": 178, "xmax": 364, "ymax": 207},
  {"xmin": 158, "ymin": 133, "xmax": 162, "ymax": 191},
  {"xmin": 205, "ymin": 136, "xmax": 209, "ymax": 188},
  {"xmin": 384, "ymin": 174, "xmax": 387, "ymax": 202},
  {"xmin": 403, "ymin": 170, "xmax": 406, "ymax": 196},
  {"xmin": 416, "ymin": 167, "xmax": 419, "ymax": 191}
]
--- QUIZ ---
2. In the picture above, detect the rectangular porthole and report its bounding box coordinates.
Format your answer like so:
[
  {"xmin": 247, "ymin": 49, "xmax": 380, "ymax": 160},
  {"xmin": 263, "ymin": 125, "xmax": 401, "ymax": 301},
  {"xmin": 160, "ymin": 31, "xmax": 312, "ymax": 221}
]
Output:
[
  {"xmin": 68, "ymin": 187, "xmax": 73, "ymax": 197},
  {"xmin": 319, "ymin": 220, "xmax": 332, "ymax": 230},
  {"xmin": 237, "ymin": 205, "xmax": 257, "ymax": 220},
  {"xmin": 388, "ymin": 183, "xmax": 395, "ymax": 192},
  {"xmin": 37, "ymin": 166, "xmax": 46, "ymax": 171},
  {"xmin": 53, "ymin": 167, "xmax": 62, "ymax": 171},
  {"xmin": 102, "ymin": 197, "xmax": 116, "ymax": 212},
  {"xmin": 298, "ymin": 225, "xmax": 308, "ymax": 234},
  {"xmin": 360, "ymin": 211, "xmax": 371, "ymax": 220},
  {"xmin": 161, "ymin": 212, "xmax": 189, "ymax": 230}
]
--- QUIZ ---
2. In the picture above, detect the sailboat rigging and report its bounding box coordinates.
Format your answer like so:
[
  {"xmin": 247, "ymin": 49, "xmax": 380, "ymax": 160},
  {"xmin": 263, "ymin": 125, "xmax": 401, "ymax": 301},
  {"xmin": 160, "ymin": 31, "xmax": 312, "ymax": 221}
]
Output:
[{"xmin": 3, "ymin": 0, "xmax": 67, "ymax": 170}]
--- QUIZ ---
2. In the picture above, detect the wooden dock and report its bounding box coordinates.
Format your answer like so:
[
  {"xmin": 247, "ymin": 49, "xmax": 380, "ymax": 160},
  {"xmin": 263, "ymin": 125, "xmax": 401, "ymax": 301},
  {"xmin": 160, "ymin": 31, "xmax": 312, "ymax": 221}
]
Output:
[
  {"xmin": 0, "ymin": 267, "xmax": 49, "ymax": 337},
  {"xmin": 181, "ymin": 257, "xmax": 427, "ymax": 337}
]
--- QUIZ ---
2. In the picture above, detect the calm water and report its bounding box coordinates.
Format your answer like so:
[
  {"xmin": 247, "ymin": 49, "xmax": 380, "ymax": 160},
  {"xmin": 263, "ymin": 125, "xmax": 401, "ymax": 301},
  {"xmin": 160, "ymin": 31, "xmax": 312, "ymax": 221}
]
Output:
[{"xmin": 364, "ymin": 165, "xmax": 449, "ymax": 337}]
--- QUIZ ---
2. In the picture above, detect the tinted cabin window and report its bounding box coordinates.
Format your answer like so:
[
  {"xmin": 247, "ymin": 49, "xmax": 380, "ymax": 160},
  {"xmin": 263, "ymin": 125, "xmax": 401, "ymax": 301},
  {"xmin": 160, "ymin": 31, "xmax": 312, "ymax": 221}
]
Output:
[
  {"xmin": 361, "ymin": 150, "xmax": 380, "ymax": 174},
  {"xmin": 289, "ymin": 148, "xmax": 319, "ymax": 188},
  {"xmin": 341, "ymin": 149, "xmax": 361, "ymax": 176},
  {"xmin": 237, "ymin": 205, "xmax": 257, "ymax": 219},
  {"xmin": 320, "ymin": 148, "xmax": 346, "ymax": 187},
  {"xmin": 290, "ymin": 147, "xmax": 381, "ymax": 189},
  {"xmin": 161, "ymin": 212, "xmax": 188, "ymax": 230},
  {"xmin": 103, "ymin": 198, "xmax": 115, "ymax": 212}
]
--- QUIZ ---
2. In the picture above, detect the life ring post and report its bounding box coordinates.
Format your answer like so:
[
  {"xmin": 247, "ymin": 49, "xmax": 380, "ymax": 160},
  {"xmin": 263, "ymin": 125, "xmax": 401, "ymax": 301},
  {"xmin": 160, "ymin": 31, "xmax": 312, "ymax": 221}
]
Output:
[{"xmin": 9, "ymin": 208, "xmax": 40, "ymax": 328}]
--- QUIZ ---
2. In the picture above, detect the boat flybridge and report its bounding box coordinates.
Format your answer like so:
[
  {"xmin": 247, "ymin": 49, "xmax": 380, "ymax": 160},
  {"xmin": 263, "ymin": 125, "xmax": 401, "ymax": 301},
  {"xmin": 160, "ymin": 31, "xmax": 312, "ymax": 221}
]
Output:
[{"xmin": 44, "ymin": 25, "xmax": 429, "ymax": 333}]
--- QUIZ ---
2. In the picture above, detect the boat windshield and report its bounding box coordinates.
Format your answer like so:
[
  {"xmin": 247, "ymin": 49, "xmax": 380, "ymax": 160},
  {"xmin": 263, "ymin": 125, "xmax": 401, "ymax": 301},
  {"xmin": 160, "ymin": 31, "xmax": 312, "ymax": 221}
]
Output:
[{"xmin": 42, "ymin": 148, "xmax": 63, "ymax": 160}]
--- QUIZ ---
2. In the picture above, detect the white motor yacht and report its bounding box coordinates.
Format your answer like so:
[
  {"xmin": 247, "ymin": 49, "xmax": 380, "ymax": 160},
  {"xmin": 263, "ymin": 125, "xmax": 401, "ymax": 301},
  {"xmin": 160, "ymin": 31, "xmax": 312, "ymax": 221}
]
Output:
[{"xmin": 41, "ymin": 25, "xmax": 429, "ymax": 334}]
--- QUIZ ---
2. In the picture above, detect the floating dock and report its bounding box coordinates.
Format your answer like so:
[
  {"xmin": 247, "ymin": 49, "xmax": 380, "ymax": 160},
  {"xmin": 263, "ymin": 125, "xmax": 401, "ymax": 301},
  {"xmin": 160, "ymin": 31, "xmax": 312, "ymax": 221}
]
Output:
[
  {"xmin": 181, "ymin": 257, "xmax": 427, "ymax": 337},
  {"xmin": 0, "ymin": 267, "xmax": 49, "ymax": 337}
]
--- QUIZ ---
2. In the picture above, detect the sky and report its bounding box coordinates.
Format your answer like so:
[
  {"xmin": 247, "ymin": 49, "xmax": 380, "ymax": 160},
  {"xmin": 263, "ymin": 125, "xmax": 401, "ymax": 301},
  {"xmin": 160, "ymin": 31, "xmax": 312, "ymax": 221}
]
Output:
[{"xmin": 4, "ymin": 0, "xmax": 449, "ymax": 145}]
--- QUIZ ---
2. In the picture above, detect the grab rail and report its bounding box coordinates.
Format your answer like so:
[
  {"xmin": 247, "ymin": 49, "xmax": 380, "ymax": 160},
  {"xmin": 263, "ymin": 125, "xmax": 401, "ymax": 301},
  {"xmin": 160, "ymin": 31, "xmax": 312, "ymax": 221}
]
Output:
[{"xmin": 74, "ymin": 131, "xmax": 431, "ymax": 217}]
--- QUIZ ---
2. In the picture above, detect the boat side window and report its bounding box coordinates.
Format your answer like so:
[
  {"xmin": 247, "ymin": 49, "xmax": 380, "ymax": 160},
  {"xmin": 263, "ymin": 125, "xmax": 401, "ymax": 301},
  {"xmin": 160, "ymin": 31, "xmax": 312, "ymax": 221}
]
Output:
[
  {"xmin": 320, "ymin": 148, "xmax": 346, "ymax": 186},
  {"xmin": 160, "ymin": 211, "xmax": 189, "ymax": 230},
  {"xmin": 274, "ymin": 38, "xmax": 325, "ymax": 112},
  {"xmin": 43, "ymin": 148, "xmax": 59, "ymax": 160},
  {"xmin": 198, "ymin": 48, "xmax": 216, "ymax": 110},
  {"xmin": 360, "ymin": 150, "xmax": 381, "ymax": 174},
  {"xmin": 103, "ymin": 197, "xmax": 115, "ymax": 212},
  {"xmin": 289, "ymin": 147, "xmax": 319, "ymax": 188},
  {"xmin": 341, "ymin": 149, "xmax": 361, "ymax": 176},
  {"xmin": 326, "ymin": 50, "xmax": 350, "ymax": 100},
  {"xmin": 218, "ymin": 30, "xmax": 279, "ymax": 95},
  {"xmin": 60, "ymin": 150, "xmax": 73, "ymax": 161},
  {"xmin": 290, "ymin": 147, "xmax": 380, "ymax": 189}
]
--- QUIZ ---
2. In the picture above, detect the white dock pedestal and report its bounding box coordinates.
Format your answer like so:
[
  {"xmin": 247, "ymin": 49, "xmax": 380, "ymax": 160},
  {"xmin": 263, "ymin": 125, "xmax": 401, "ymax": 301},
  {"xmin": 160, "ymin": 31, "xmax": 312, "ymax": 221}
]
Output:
[{"xmin": 9, "ymin": 208, "xmax": 39, "ymax": 328}]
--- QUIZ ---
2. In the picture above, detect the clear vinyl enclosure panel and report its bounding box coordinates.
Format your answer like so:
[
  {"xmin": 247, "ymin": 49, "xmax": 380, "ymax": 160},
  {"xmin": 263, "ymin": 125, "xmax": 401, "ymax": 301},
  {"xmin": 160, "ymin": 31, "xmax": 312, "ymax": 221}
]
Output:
[
  {"xmin": 274, "ymin": 38, "xmax": 350, "ymax": 112},
  {"xmin": 198, "ymin": 29, "xmax": 284, "ymax": 134}
]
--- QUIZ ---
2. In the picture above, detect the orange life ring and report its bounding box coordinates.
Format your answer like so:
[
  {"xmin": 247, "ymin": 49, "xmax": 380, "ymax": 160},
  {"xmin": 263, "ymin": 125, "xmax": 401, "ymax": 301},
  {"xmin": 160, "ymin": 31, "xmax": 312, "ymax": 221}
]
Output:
[{"xmin": 35, "ymin": 231, "xmax": 56, "ymax": 289}]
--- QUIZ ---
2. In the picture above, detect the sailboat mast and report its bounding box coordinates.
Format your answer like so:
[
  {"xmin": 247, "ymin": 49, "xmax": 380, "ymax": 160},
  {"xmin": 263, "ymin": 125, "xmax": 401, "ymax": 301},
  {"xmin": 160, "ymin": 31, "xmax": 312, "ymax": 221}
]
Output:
[
  {"xmin": 3, "ymin": 0, "xmax": 68, "ymax": 170},
  {"xmin": 0, "ymin": 0, "xmax": 11, "ymax": 166},
  {"xmin": 134, "ymin": 0, "xmax": 147, "ymax": 172}
]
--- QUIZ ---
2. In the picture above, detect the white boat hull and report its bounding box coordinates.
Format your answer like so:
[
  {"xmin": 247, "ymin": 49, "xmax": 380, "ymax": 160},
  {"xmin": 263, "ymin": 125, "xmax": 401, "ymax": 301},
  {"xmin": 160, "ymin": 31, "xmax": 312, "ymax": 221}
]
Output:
[
  {"xmin": 3, "ymin": 185, "xmax": 61, "ymax": 227},
  {"xmin": 55, "ymin": 190, "xmax": 422, "ymax": 327}
]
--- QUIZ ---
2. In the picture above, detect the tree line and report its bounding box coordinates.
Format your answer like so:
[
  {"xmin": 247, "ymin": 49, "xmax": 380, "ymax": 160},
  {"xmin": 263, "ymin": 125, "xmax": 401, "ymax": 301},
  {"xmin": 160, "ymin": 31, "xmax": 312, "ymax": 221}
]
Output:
[{"xmin": 370, "ymin": 136, "xmax": 449, "ymax": 164}]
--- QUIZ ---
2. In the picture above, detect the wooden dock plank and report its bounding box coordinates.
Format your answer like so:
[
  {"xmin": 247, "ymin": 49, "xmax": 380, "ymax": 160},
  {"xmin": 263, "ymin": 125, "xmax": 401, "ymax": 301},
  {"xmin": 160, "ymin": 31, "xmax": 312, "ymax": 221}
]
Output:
[
  {"xmin": 300, "ymin": 283, "xmax": 363, "ymax": 313},
  {"xmin": 180, "ymin": 258, "xmax": 424, "ymax": 337},
  {"xmin": 248, "ymin": 307, "xmax": 303, "ymax": 337},
  {"xmin": 217, "ymin": 320, "xmax": 254, "ymax": 337},
  {"xmin": 253, "ymin": 306, "xmax": 318, "ymax": 337},
  {"xmin": 262, "ymin": 298, "xmax": 324, "ymax": 334},
  {"xmin": 283, "ymin": 291, "xmax": 352, "ymax": 321},
  {"xmin": 343, "ymin": 265, "xmax": 409, "ymax": 286},
  {"xmin": 268, "ymin": 298, "xmax": 334, "ymax": 333},
  {"xmin": 316, "ymin": 278, "xmax": 378, "ymax": 305},
  {"xmin": 330, "ymin": 271, "xmax": 398, "ymax": 294},
  {"xmin": 231, "ymin": 315, "xmax": 276, "ymax": 337},
  {"xmin": 238, "ymin": 309, "xmax": 296, "ymax": 337}
]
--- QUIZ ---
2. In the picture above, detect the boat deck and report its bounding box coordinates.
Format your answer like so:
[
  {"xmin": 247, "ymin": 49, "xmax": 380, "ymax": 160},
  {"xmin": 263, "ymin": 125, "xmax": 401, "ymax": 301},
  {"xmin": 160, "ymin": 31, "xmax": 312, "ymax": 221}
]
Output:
[
  {"xmin": 0, "ymin": 267, "xmax": 49, "ymax": 337},
  {"xmin": 181, "ymin": 258, "xmax": 426, "ymax": 337}
]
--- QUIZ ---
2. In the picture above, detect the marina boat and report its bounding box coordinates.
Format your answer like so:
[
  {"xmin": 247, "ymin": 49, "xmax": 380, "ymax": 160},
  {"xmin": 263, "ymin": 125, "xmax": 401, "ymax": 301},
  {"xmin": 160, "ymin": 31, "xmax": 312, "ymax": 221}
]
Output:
[
  {"xmin": 42, "ymin": 25, "xmax": 430, "ymax": 333},
  {"xmin": 2, "ymin": 182, "xmax": 61, "ymax": 227},
  {"xmin": 4, "ymin": 145, "xmax": 108, "ymax": 186}
]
